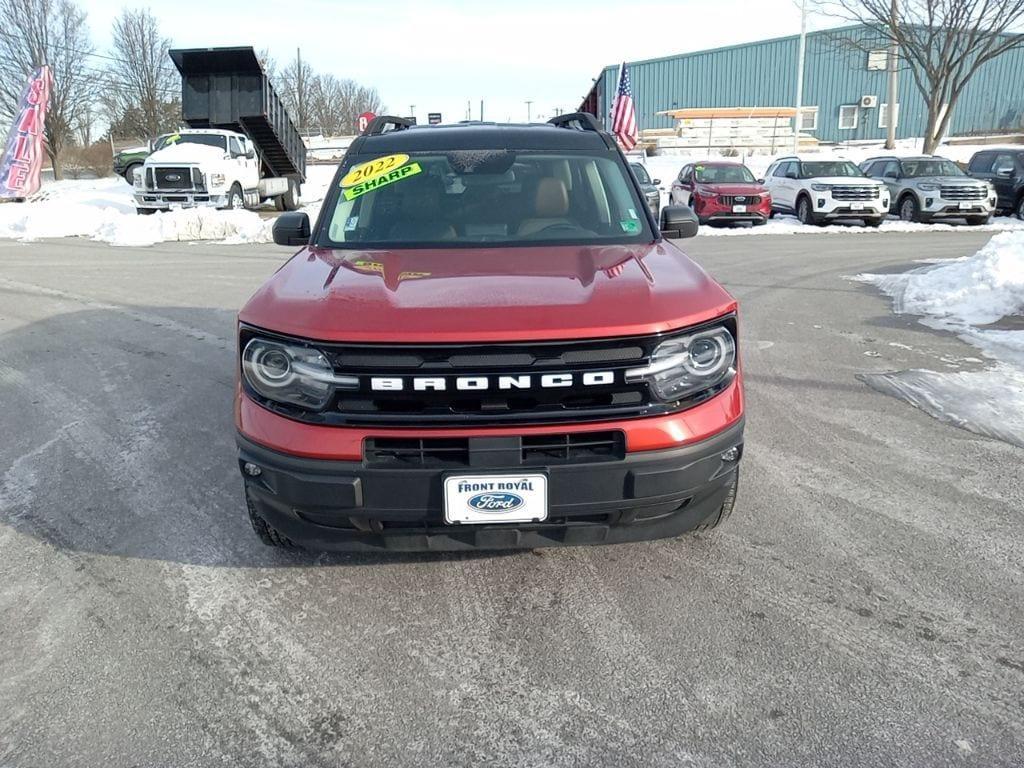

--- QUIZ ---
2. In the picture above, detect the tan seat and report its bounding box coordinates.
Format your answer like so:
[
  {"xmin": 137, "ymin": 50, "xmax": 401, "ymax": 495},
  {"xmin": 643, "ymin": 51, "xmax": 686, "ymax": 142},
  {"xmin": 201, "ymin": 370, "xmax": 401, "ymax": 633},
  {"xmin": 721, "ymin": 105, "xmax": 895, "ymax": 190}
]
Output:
[{"xmin": 518, "ymin": 178, "xmax": 572, "ymax": 236}]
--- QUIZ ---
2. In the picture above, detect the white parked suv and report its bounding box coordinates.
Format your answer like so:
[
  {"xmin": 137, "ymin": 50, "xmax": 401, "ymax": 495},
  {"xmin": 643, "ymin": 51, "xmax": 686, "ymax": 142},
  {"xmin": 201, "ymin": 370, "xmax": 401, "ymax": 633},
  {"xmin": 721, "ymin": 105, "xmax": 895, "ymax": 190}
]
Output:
[
  {"xmin": 133, "ymin": 128, "xmax": 299, "ymax": 213},
  {"xmin": 763, "ymin": 156, "xmax": 889, "ymax": 227}
]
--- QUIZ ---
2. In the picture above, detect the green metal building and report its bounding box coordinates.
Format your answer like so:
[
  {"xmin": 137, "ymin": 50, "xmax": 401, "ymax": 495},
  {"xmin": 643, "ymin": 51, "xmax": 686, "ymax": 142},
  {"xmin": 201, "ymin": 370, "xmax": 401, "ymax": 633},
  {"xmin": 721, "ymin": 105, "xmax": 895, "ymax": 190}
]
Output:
[{"xmin": 582, "ymin": 25, "xmax": 1024, "ymax": 144}]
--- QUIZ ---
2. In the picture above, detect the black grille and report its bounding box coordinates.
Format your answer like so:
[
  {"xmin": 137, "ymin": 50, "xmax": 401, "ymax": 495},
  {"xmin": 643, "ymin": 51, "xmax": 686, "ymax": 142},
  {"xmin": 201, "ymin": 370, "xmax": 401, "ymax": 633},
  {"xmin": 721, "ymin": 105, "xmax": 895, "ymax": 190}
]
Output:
[
  {"xmin": 154, "ymin": 166, "xmax": 195, "ymax": 190},
  {"xmin": 832, "ymin": 185, "xmax": 880, "ymax": 201},
  {"xmin": 717, "ymin": 195, "xmax": 761, "ymax": 205},
  {"xmin": 364, "ymin": 431, "xmax": 625, "ymax": 468},
  {"xmin": 240, "ymin": 317, "xmax": 737, "ymax": 427},
  {"xmin": 940, "ymin": 185, "xmax": 987, "ymax": 201}
]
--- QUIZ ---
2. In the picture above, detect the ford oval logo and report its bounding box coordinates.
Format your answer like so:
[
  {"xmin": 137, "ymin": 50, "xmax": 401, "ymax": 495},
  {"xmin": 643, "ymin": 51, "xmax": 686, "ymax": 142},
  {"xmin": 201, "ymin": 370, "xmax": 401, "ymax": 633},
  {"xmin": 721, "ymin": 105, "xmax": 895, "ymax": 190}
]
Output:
[
  {"xmin": 166, "ymin": 173, "xmax": 181, "ymax": 181},
  {"xmin": 735, "ymin": 195, "xmax": 746, "ymax": 202},
  {"xmin": 467, "ymin": 492, "xmax": 524, "ymax": 513}
]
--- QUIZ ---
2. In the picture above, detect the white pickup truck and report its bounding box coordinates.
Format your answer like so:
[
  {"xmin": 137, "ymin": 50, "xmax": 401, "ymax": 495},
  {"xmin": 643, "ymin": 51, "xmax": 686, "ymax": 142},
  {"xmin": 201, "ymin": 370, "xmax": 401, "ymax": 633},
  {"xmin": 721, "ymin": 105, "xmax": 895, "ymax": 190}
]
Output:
[{"xmin": 132, "ymin": 128, "xmax": 300, "ymax": 214}]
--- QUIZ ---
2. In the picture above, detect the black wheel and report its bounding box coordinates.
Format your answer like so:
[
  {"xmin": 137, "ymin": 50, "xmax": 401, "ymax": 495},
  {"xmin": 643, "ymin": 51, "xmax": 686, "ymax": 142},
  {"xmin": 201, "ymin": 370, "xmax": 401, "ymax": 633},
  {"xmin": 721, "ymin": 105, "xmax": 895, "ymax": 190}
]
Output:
[
  {"xmin": 752, "ymin": 218, "xmax": 767, "ymax": 227},
  {"xmin": 281, "ymin": 177, "xmax": 301, "ymax": 211},
  {"xmin": 245, "ymin": 488, "xmax": 296, "ymax": 549},
  {"xmin": 864, "ymin": 217, "xmax": 884, "ymax": 228},
  {"xmin": 122, "ymin": 163, "xmax": 141, "ymax": 184},
  {"xmin": 695, "ymin": 470, "xmax": 739, "ymax": 532},
  {"xmin": 225, "ymin": 183, "xmax": 244, "ymax": 210},
  {"xmin": 136, "ymin": 207, "xmax": 156, "ymax": 215},
  {"xmin": 796, "ymin": 196, "xmax": 821, "ymax": 226},
  {"xmin": 274, "ymin": 195, "xmax": 286, "ymax": 212},
  {"xmin": 967, "ymin": 214, "xmax": 993, "ymax": 226},
  {"xmin": 1016, "ymin": 195, "xmax": 1024, "ymax": 220},
  {"xmin": 768, "ymin": 208, "xmax": 777, "ymax": 219},
  {"xmin": 898, "ymin": 194, "xmax": 920, "ymax": 222}
]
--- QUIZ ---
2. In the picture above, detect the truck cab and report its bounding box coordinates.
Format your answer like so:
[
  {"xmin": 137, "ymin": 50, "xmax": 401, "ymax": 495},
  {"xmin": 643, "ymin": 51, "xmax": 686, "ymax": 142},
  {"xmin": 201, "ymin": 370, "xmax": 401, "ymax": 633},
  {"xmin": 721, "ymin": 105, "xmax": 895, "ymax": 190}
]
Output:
[{"xmin": 133, "ymin": 129, "xmax": 261, "ymax": 212}]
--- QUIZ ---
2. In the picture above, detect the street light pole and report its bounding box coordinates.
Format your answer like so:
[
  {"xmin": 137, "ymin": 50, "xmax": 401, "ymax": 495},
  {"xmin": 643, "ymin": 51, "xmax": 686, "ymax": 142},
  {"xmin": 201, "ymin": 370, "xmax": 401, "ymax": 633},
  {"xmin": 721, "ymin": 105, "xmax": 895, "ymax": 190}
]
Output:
[
  {"xmin": 885, "ymin": 0, "xmax": 899, "ymax": 149},
  {"xmin": 525, "ymin": 100, "xmax": 533, "ymax": 122},
  {"xmin": 793, "ymin": 0, "xmax": 807, "ymax": 154}
]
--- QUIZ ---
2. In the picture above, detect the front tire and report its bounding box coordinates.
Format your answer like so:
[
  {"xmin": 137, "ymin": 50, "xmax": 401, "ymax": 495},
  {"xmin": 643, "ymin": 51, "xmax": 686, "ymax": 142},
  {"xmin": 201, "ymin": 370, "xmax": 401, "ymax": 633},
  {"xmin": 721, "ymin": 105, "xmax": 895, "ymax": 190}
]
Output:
[
  {"xmin": 864, "ymin": 217, "xmax": 884, "ymax": 228},
  {"xmin": 1015, "ymin": 195, "xmax": 1024, "ymax": 220},
  {"xmin": 122, "ymin": 163, "xmax": 141, "ymax": 184},
  {"xmin": 225, "ymin": 183, "xmax": 244, "ymax": 210},
  {"xmin": 967, "ymin": 214, "xmax": 993, "ymax": 226},
  {"xmin": 796, "ymin": 196, "xmax": 822, "ymax": 226},
  {"xmin": 898, "ymin": 194, "xmax": 921, "ymax": 222},
  {"xmin": 246, "ymin": 489, "xmax": 296, "ymax": 549},
  {"xmin": 695, "ymin": 470, "xmax": 738, "ymax": 532}
]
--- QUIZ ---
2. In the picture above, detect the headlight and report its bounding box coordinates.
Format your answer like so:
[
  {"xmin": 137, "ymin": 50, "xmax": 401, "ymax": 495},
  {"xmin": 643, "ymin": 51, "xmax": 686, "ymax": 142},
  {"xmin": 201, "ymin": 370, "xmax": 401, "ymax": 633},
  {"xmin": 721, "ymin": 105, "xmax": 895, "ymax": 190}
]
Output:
[
  {"xmin": 242, "ymin": 337, "xmax": 357, "ymax": 410},
  {"xmin": 811, "ymin": 183, "xmax": 832, "ymax": 192},
  {"xmin": 132, "ymin": 168, "xmax": 143, "ymax": 187},
  {"xmin": 917, "ymin": 183, "xmax": 939, "ymax": 192},
  {"xmin": 625, "ymin": 325, "xmax": 736, "ymax": 402},
  {"xmin": 210, "ymin": 173, "xmax": 226, "ymax": 187}
]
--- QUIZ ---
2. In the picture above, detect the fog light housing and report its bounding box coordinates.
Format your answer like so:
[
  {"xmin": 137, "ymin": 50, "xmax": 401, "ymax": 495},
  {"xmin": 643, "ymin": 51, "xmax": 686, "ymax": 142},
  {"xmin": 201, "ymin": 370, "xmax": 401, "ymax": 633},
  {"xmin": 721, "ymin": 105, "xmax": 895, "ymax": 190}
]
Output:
[
  {"xmin": 817, "ymin": 198, "xmax": 825, "ymax": 208},
  {"xmin": 926, "ymin": 197, "xmax": 934, "ymax": 207},
  {"xmin": 721, "ymin": 447, "xmax": 740, "ymax": 462},
  {"xmin": 243, "ymin": 462, "xmax": 262, "ymax": 477}
]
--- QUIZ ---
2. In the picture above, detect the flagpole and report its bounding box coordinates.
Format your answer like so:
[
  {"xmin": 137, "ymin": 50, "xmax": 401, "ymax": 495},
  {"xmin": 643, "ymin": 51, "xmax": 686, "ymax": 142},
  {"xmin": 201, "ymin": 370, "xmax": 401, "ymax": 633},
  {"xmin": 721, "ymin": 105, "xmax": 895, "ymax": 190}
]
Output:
[{"xmin": 793, "ymin": 0, "xmax": 807, "ymax": 154}]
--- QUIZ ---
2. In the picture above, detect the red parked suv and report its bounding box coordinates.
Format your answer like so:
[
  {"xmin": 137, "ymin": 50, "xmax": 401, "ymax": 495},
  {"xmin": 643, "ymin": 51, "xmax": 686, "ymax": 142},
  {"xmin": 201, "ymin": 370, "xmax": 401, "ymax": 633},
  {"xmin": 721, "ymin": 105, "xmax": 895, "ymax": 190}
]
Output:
[
  {"xmin": 236, "ymin": 114, "xmax": 744, "ymax": 551},
  {"xmin": 670, "ymin": 161, "xmax": 771, "ymax": 226}
]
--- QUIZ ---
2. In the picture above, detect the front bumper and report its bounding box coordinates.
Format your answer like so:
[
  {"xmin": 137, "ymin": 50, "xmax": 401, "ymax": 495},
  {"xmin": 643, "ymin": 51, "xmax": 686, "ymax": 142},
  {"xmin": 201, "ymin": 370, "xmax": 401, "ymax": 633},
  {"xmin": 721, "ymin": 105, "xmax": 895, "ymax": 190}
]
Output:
[
  {"xmin": 696, "ymin": 199, "xmax": 771, "ymax": 224},
  {"xmin": 920, "ymin": 196, "xmax": 995, "ymax": 218},
  {"xmin": 238, "ymin": 418, "xmax": 744, "ymax": 552},
  {"xmin": 134, "ymin": 191, "xmax": 228, "ymax": 210}
]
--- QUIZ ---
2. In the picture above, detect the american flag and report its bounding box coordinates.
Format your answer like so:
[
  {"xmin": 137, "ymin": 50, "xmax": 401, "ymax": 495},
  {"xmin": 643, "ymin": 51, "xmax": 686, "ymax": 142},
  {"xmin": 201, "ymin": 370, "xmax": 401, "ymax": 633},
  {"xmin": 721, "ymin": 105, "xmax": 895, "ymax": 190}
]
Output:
[{"xmin": 610, "ymin": 62, "xmax": 638, "ymax": 150}]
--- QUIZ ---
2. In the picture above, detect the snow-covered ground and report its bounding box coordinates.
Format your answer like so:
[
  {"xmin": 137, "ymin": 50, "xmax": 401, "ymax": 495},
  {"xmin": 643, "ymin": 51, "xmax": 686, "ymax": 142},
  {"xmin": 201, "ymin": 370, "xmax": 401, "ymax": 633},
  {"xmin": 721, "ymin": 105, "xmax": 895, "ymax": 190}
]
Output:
[
  {"xmin": 854, "ymin": 231, "xmax": 1024, "ymax": 447},
  {"xmin": 0, "ymin": 164, "xmax": 336, "ymax": 247}
]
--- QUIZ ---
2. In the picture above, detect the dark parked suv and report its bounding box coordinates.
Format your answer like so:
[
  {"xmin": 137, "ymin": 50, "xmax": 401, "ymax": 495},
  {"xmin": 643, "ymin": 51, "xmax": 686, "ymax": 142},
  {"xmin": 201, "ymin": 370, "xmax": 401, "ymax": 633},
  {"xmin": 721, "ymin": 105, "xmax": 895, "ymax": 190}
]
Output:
[{"xmin": 967, "ymin": 149, "xmax": 1024, "ymax": 218}]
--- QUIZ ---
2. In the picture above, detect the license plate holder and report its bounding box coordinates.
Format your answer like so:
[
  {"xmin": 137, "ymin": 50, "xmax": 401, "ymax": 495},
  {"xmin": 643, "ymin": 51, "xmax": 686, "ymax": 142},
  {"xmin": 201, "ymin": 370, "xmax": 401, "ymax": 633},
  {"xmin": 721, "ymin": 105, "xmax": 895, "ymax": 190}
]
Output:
[
  {"xmin": 958, "ymin": 201, "xmax": 972, "ymax": 209},
  {"xmin": 851, "ymin": 203, "xmax": 865, "ymax": 211},
  {"xmin": 443, "ymin": 473, "xmax": 548, "ymax": 525},
  {"xmin": 732, "ymin": 204, "xmax": 747, "ymax": 213}
]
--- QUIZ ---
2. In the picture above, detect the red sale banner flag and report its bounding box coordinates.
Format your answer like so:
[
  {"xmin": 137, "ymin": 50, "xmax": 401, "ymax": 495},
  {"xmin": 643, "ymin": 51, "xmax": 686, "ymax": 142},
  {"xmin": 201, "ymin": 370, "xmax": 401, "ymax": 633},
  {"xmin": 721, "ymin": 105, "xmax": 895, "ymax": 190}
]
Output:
[{"xmin": 1, "ymin": 66, "xmax": 53, "ymax": 199}]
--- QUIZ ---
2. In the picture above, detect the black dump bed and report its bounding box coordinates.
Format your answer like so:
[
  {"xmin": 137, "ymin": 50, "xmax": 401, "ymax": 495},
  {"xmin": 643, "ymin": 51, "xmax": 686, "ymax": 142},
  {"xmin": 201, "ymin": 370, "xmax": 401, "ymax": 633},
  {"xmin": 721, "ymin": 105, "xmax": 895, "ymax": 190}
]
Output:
[{"xmin": 170, "ymin": 46, "xmax": 306, "ymax": 182}]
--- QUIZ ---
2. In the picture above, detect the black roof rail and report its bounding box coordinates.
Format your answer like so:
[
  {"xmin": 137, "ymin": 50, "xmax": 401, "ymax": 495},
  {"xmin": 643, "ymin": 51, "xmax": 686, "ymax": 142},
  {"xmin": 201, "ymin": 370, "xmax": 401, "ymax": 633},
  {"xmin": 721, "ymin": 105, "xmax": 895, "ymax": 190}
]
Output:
[
  {"xmin": 363, "ymin": 115, "xmax": 416, "ymax": 136},
  {"xmin": 548, "ymin": 112, "xmax": 602, "ymax": 132}
]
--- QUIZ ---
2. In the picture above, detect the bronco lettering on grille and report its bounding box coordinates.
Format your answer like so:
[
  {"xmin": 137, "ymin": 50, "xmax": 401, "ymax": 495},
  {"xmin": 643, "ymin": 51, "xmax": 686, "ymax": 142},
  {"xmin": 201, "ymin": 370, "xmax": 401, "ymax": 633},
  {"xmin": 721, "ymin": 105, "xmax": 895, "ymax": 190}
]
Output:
[{"xmin": 369, "ymin": 371, "xmax": 616, "ymax": 392}]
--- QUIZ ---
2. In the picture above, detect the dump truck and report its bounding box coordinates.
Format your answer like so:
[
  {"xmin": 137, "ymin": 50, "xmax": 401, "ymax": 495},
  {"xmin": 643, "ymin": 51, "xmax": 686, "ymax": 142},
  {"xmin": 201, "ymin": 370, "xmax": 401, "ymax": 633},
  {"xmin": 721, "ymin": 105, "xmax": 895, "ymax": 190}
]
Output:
[{"xmin": 133, "ymin": 46, "xmax": 306, "ymax": 213}]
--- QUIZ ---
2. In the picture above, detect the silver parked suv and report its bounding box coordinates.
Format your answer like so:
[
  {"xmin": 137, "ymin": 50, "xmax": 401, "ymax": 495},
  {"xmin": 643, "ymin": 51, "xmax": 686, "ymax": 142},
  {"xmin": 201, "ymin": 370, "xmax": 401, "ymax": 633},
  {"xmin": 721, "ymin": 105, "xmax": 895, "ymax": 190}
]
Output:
[{"xmin": 860, "ymin": 155, "xmax": 996, "ymax": 225}]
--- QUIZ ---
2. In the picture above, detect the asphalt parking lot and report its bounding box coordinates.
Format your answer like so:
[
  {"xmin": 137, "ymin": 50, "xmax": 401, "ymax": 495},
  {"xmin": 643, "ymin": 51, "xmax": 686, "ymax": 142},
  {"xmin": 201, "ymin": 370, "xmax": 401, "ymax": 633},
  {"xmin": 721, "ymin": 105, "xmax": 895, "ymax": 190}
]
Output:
[{"xmin": 1, "ymin": 231, "xmax": 1022, "ymax": 768}]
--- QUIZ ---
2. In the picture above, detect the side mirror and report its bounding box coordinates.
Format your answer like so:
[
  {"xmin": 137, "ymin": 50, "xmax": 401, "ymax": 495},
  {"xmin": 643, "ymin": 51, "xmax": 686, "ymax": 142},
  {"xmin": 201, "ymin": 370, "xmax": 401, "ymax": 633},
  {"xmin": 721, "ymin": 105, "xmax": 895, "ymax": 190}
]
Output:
[
  {"xmin": 652, "ymin": 178, "xmax": 661, "ymax": 185},
  {"xmin": 246, "ymin": 149, "xmax": 256, "ymax": 160},
  {"xmin": 272, "ymin": 212, "xmax": 311, "ymax": 246},
  {"xmin": 996, "ymin": 167, "xmax": 1014, "ymax": 178},
  {"xmin": 660, "ymin": 205, "xmax": 699, "ymax": 239},
  {"xmin": 785, "ymin": 170, "xmax": 798, "ymax": 179},
  {"xmin": 756, "ymin": 178, "xmax": 765, "ymax": 184}
]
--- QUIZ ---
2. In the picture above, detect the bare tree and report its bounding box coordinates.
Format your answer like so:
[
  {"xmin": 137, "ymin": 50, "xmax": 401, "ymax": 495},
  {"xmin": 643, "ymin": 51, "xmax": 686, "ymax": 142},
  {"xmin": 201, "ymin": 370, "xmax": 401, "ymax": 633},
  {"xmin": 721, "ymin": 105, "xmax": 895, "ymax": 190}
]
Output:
[
  {"xmin": 278, "ymin": 51, "xmax": 314, "ymax": 134},
  {"xmin": 0, "ymin": 0, "xmax": 96, "ymax": 178},
  {"xmin": 819, "ymin": 0, "xmax": 1024, "ymax": 153},
  {"xmin": 308, "ymin": 75, "xmax": 382, "ymax": 135},
  {"xmin": 101, "ymin": 8, "xmax": 180, "ymax": 140}
]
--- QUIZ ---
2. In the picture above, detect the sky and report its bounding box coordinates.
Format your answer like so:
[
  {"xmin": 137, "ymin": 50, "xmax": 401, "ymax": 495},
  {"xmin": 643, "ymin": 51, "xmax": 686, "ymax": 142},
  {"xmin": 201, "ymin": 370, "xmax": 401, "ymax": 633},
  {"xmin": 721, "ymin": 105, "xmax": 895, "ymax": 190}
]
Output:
[{"xmin": 82, "ymin": 0, "xmax": 842, "ymax": 127}]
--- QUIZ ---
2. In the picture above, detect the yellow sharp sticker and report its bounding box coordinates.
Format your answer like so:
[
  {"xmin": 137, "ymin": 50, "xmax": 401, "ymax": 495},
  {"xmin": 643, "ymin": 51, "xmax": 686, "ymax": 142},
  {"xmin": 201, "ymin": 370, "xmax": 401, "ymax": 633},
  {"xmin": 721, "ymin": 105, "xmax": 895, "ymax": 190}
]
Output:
[
  {"xmin": 342, "ymin": 162, "xmax": 422, "ymax": 201},
  {"xmin": 340, "ymin": 153, "xmax": 410, "ymax": 188}
]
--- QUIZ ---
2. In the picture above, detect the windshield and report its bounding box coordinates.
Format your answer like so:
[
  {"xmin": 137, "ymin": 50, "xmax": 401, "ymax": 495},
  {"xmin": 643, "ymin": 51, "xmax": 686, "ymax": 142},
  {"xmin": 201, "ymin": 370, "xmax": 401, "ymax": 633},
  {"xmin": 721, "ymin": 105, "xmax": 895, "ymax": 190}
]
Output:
[
  {"xmin": 800, "ymin": 161, "xmax": 864, "ymax": 178},
  {"xmin": 630, "ymin": 163, "xmax": 652, "ymax": 184},
  {"xmin": 901, "ymin": 159, "xmax": 965, "ymax": 178},
  {"xmin": 320, "ymin": 150, "xmax": 653, "ymax": 248},
  {"xmin": 153, "ymin": 133, "xmax": 227, "ymax": 152},
  {"xmin": 695, "ymin": 164, "xmax": 756, "ymax": 184}
]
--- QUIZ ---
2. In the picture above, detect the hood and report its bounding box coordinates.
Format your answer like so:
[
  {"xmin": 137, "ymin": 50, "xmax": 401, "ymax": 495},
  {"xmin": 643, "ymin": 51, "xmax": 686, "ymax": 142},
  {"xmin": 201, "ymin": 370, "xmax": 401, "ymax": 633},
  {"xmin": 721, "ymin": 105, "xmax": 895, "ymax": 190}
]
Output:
[
  {"xmin": 696, "ymin": 183, "xmax": 767, "ymax": 196},
  {"xmin": 816, "ymin": 177, "xmax": 885, "ymax": 186},
  {"xmin": 909, "ymin": 176, "xmax": 988, "ymax": 186},
  {"xmin": 239, "ymin": 242, "xmax": 737, "ymax": 343},
  {"xmin": 145, "ymin": 143, "xmax": 226, "ymax": 165}
]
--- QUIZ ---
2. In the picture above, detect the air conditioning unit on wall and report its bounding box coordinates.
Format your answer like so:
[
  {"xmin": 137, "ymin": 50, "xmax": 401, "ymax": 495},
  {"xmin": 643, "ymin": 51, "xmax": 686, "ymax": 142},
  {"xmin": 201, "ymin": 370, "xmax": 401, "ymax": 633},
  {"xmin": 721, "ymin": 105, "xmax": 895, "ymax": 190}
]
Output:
[{"xmin": 860, "ymin": 95, "xmax": 879, "ymax": 109}]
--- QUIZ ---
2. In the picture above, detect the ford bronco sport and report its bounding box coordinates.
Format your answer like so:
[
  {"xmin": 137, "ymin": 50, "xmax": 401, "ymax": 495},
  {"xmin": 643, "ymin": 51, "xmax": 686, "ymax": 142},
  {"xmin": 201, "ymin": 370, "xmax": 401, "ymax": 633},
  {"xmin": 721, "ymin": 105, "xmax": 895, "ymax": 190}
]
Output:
[{"xmin": 236, "ymin": 113, "xmax": 744, "ymax": 551}]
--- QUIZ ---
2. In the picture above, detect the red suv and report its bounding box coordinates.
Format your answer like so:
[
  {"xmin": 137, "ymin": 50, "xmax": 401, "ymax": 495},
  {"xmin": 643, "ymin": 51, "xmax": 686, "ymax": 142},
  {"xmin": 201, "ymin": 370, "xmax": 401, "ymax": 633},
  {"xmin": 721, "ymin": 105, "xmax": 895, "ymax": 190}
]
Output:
[
  {"xmin": 670, "ymin": 161, "xmax": 771, "ymax": 226},
  {"xmin": 236, "ymin": 114, "xmax": 744, "ymax": 552}
]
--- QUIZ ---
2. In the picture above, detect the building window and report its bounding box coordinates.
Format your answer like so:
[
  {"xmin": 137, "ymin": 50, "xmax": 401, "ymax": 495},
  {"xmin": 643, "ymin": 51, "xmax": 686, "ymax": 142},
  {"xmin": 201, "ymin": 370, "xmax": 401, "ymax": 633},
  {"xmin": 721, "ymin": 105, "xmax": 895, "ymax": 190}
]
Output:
[
  {"xmin": 798, "ymin": 107, "xmax": 819, "ymax": 131},
  {"xmin": 878, "ymin": 102, "xmax": 900, "ymax": 129},
  {"xmin": 839, "ymin": 105, "xmax": 859, "ymax": 130},
  {"xmin": 867, "ymin": 50, "xmax": 889, "ymax": 71}
]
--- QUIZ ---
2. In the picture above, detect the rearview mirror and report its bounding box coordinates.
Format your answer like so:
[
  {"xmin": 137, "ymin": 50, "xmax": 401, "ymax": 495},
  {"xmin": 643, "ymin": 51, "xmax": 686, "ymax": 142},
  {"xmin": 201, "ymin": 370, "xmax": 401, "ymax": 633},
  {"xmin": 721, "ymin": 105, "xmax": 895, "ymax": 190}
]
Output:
[
  {"xmin": 660, "ymin": 205, "xmax": 699, "ymax": 239},
  {"xmin": 272, "ymin": 212, "xmax": 311, "ymax": 246}
]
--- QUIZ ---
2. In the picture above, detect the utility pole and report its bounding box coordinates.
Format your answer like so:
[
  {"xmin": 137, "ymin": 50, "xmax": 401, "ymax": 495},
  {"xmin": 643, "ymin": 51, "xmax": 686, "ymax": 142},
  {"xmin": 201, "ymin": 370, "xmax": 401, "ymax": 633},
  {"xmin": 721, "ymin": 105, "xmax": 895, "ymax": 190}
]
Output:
[
  {"xmin": 525, "ymin": 100, "xmax": 533, "ymax": 122},
  {"xmin": 480, "ymin": 100, "xmax": 484, "ymax": 121},
  {"xmin": 885, "ymin": 0, "xmax": 899, "ymax": 149},
  {"xmin": 409, "ymin": 104, "xmax": 415, "ymax": 121},
  {"xmin": 793, "ymin": 0, "xmax": 807, "ymax": 153},
  {"xmin": 296, "ymin": 48, "xmax": 304, "ymax": 135}
]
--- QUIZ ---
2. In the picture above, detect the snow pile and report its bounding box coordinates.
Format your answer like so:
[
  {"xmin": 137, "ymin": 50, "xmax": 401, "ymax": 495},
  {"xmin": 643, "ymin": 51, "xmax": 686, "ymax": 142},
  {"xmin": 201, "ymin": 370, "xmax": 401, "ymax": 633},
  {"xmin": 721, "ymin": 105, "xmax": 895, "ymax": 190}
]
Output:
[
  {"xmin": 697, "ymin": 217, "xmax": 1024, "ymax": 237},
  {"xmin": 0, "ymin": 164, "xmax": 338, "ymax": 247},
  {"xmin": 854, "ymin": 231, "xmax": 1024, "ymax": 446}
]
